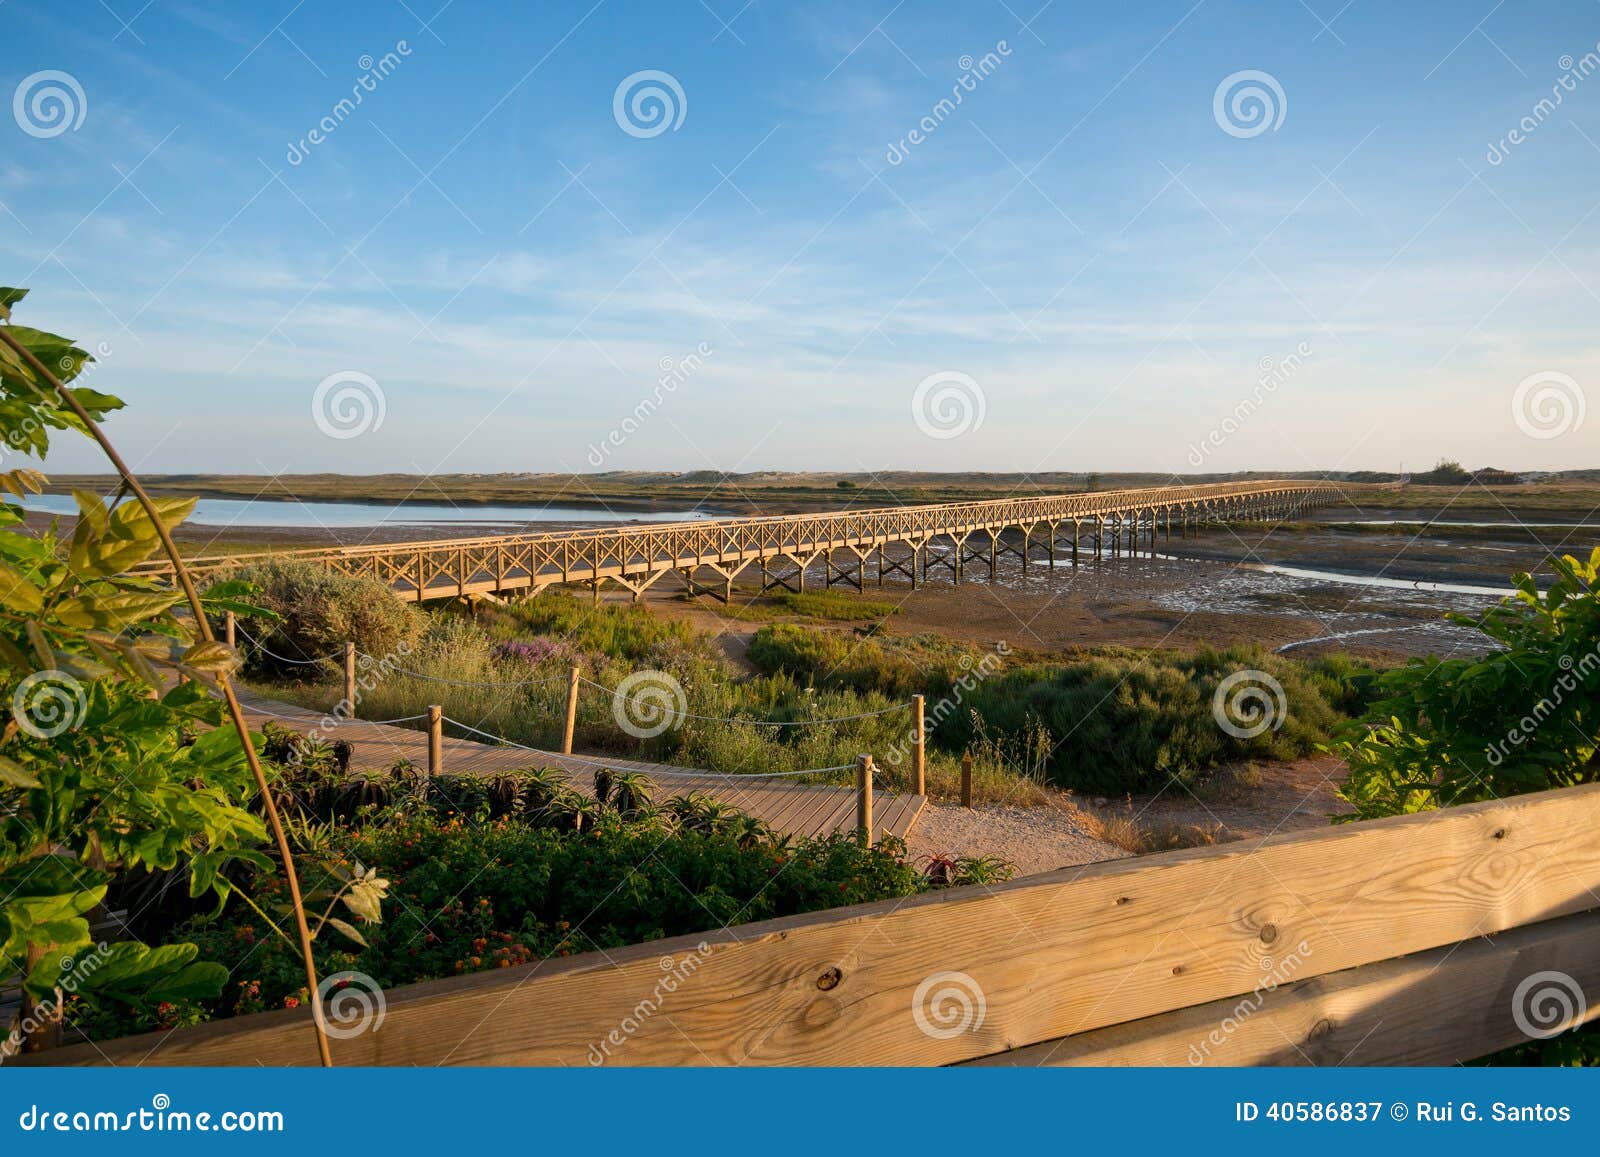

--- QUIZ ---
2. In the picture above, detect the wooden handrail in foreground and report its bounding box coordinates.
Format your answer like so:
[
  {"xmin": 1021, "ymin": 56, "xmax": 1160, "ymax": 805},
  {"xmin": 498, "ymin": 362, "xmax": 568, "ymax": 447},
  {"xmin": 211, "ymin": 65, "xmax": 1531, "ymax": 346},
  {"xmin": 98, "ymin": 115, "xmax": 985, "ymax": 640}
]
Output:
[{"xmin": 25, "ymin": 781, "xmax": 1600, "ymax": 1068}]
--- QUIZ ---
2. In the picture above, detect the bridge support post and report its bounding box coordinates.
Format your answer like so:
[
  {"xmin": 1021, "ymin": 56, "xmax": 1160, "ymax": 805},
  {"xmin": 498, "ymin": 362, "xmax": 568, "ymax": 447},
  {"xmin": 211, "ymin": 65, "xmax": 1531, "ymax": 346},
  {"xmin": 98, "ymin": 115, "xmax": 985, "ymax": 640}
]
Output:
[{"xmin": 1071, "ymin": 520, "xmax": 1079, "ymax": 566}]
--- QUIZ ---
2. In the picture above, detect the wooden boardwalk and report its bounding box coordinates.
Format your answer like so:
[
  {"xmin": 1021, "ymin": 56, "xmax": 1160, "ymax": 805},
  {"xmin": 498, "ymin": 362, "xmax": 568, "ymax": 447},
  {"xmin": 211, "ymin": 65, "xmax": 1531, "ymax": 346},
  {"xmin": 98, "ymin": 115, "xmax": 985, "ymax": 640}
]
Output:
[
  {"xmin": 138, "ymin": 480, "xmax": 1341, "ymax": 604},
  {"xmin": 240, "ymin": 694, "xmax": 924, "ymax": 842}
]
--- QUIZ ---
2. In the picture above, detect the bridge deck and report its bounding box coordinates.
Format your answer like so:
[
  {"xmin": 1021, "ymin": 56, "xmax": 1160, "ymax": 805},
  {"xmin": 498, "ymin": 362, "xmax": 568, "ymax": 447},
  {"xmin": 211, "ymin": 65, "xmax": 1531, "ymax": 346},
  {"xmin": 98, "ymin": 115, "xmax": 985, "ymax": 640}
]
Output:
[
  {"xmin": 241, "ymin": 694, "xmax": 924, "ymax": 842},
  {"xmin": 137, "ymin": 481, "xmax": 1340, "ymax": 602}
]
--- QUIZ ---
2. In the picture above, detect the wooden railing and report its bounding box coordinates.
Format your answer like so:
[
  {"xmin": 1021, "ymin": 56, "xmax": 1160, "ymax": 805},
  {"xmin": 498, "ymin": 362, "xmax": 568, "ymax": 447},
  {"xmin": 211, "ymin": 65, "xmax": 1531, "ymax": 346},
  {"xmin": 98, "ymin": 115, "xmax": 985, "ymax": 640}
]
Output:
[
  {"xmin": 30, "ymin": 782, "xmax": 1600, "ymax": 1067},
  {"xmin": 136, "ymin": 479, "xmax": 1343, "ymax": 602}
]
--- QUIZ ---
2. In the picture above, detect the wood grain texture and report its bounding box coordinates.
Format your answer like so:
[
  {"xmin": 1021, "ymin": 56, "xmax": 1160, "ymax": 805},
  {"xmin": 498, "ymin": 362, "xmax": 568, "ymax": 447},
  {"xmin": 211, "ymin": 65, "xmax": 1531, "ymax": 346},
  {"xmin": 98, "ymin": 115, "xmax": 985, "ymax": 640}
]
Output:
[
  {"xmin": 30, "ymin": 783, "xmax": 1600, "ymax": 1068},
  {"xmin": 966, "ymin": 909, "xmax": 1600, "ymax": 1067}
]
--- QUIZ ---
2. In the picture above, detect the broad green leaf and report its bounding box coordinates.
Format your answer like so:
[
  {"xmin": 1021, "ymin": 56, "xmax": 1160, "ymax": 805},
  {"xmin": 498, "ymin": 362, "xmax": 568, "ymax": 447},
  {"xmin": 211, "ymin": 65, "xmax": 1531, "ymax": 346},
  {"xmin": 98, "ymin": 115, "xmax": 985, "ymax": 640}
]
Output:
[
  {"xmin": 52, "ymin": 589, "xmax": 183, "ymax": 631},
  {"xmin": 0, "ymin": 558, "xmax": 43, "ymax": 613},
  {"xmin": 325, "ymin": 917, "xmax": 369, "ymax": 948},
  {"xmin": 0, "ymin": 753, "xmax": 41, "ymax": 788}
]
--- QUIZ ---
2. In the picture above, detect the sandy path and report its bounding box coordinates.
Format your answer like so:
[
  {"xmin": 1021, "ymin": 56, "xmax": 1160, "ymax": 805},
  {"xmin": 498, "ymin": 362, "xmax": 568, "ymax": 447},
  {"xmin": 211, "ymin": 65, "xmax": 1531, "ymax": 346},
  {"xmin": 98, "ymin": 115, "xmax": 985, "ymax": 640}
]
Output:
[{"xmin": 906, "ymin": 801, "xmax": 1127, "ymax": 877}]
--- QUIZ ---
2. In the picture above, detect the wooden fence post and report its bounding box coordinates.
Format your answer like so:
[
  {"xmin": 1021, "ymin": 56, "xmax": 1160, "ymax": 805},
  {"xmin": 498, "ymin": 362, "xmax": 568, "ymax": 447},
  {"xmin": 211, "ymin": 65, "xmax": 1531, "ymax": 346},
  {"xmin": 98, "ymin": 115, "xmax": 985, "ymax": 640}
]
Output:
[
  {"xmin": 343, "ymin": 642, "xmax": 357, "ymax": 719},
  {"xmin": 911, "ymin": 695, "xmax": 926, "ymax": 796},
  {"xmin": 961, "ymin": 753, "xmax": 973, "ymax": 810},
  {"xmin": 856, "ymin": 754, "xmax": 874, "ymax": 847},
  {"xmin": 224, "ymin": 610, "xmax": 236, "ymax": 648},
  {"xmin": 427, "ymin": 705, "xmax": 442, "ymax": 778},
  {"xmin": 562, "ymin": 666, "xmax": 580, "ymax": 755}
]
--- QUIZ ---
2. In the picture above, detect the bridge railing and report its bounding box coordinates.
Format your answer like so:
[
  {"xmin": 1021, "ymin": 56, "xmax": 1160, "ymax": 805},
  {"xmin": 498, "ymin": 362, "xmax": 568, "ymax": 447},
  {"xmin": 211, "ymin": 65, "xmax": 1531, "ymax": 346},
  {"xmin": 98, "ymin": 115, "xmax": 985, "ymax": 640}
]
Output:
[
  {"xmin": 28, "ymin": 779, "xmax": 1600, "ymax": 1067},
  {"xmin": 132, "ymin": 480, "xmax": 1341, "ymax": 586}
]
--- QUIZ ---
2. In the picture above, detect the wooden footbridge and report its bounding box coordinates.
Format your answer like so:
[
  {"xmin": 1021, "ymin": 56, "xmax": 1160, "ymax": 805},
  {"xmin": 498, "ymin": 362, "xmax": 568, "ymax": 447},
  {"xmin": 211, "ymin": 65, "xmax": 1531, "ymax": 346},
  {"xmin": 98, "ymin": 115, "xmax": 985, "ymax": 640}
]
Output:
[{"xmin": 141, "ymin": 480, "xmax": 1338, "ymax": 603}]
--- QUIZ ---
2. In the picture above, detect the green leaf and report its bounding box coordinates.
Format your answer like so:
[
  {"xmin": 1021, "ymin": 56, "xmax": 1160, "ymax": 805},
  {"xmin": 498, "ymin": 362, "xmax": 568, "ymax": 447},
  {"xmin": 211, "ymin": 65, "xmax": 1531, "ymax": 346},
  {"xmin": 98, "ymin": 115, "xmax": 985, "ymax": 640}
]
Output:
[
  {"xmin": 0, "ymin": 558, "xmax": 43, "ymax": 613},
  {"xmin": 67, "ymin": 494, "xmax": 194, "ymax": 579},
  {"xmin": 52, "ymin": 589, "xmax": 183, "ymax": 631},
  {"xmin": 0, "ymin": 753, "xmax": 41, "ymax": 788},
  {"xmin": 0, "ymin": 286, "xmax": 28, "ymax": 319},
  {"xmin": 325, "ymin": 917, "xmax": 369, "ymax": 948}
]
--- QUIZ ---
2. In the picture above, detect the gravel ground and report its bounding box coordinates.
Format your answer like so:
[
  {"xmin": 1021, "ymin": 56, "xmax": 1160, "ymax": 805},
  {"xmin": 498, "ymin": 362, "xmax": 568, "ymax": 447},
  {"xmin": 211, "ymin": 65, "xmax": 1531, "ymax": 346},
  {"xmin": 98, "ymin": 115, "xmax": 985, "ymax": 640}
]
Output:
[{"xmin": 906, "ymin": 801, "xmax": 1128, "ymax": 878}]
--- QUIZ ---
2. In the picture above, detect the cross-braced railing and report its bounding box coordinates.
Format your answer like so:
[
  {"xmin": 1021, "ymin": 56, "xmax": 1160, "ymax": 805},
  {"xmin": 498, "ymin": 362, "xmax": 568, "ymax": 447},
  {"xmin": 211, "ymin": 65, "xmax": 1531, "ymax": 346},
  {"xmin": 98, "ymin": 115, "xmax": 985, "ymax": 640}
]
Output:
[{"xmin": 134, "ymin": 479, "xmax": 1343, "ymax": 602}]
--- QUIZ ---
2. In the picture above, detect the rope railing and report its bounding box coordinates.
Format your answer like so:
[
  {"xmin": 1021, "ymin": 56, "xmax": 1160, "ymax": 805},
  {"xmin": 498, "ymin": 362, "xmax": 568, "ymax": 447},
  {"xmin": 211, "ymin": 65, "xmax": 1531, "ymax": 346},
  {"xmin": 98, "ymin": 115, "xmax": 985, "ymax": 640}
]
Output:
[
  {"xmin": 438, "ymin": 715, "xmax": 864, "ymax": 781},
  {"xmin": 233, "ymin": 615, "xmax": 930, "ymax": 835},
  {"xmin": 232, "ymin": 624, "xmax": 344, "ymax": 667}
]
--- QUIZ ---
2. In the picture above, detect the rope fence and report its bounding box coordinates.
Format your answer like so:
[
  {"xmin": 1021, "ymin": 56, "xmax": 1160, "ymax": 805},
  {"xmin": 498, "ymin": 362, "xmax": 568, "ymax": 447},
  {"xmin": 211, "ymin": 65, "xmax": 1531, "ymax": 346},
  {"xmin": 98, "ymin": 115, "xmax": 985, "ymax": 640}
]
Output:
[{"xmin": 225, "ymin": 608, "xmax": 935, "ymax": 837}]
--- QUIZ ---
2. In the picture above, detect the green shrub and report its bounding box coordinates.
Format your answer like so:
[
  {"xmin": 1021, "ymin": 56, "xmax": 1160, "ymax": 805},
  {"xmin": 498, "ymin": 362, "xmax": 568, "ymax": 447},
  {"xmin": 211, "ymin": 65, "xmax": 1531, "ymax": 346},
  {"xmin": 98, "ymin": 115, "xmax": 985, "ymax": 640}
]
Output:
[
  {"xmin": 1334, "ymin": 552, "xmax": 1600, "ymax": 1065},
  {"xmin": 229, "ymin": 557, "xmax": 420, "ymax": 675},
  {"xmin": 750, "ymin": 626, "xmax": 1360, "ymax": 794},
  {"xmin": 111, "ymin": 811, "xmax": 927, "ymax": 1037}
]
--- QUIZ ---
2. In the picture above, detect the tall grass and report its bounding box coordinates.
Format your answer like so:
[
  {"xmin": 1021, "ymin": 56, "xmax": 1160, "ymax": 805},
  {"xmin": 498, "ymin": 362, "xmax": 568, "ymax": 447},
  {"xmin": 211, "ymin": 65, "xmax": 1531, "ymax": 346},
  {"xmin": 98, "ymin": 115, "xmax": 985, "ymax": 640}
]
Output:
[{"xmin": 254, "ymin": 588, "xmax": 1371, "ymax": 804}]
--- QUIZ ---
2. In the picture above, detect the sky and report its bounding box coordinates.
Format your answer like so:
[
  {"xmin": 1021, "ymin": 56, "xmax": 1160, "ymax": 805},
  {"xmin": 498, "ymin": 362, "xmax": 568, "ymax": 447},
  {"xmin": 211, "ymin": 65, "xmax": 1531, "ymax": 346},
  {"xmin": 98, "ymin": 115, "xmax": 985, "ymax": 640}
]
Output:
[{"xmin": 4, "ymin": 0, "xmax": 1600, "ymax": 477}]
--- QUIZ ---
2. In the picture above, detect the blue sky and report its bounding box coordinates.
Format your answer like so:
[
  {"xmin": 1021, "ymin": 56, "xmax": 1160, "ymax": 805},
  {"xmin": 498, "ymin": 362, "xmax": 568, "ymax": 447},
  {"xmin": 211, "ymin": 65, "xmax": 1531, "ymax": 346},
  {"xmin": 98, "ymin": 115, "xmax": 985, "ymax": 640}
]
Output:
[{"xmin": 5, "ymin": 0, "xmax": 1600, "ymax": 476}]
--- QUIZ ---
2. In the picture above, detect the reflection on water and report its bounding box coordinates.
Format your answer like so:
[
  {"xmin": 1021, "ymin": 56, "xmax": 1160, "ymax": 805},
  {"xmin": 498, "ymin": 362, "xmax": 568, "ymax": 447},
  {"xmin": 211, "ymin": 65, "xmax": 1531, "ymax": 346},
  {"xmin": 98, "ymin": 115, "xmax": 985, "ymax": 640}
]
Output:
[
  {"xmin": 1325, "ymin": 519, "xmax": 1600, "ymax": 531},
  {"xmin": 17, "ymin": 493, "xmax": 712, "ymax": 530}
]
